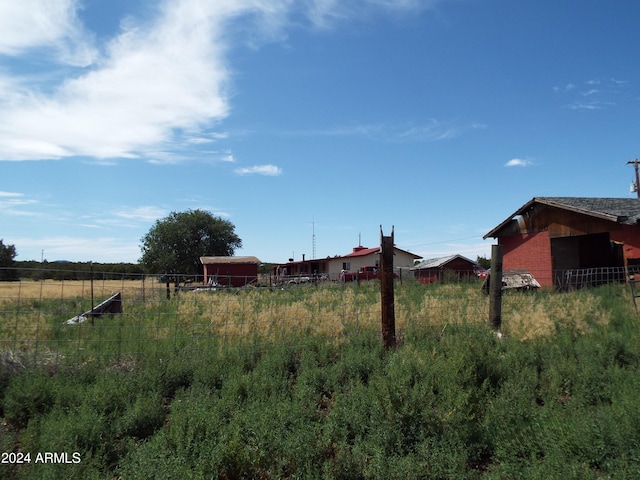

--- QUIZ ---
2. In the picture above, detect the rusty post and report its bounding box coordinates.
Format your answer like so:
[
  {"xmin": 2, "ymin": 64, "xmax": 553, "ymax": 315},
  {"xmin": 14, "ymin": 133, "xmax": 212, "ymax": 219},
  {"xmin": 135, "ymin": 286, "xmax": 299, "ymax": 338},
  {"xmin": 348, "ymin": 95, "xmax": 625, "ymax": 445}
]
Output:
[
  {"xmin": 380, "ymin": 226, "xmax": 396, "ymax": 349},
  {"xmin": 489, "ymin": 244, "xmax": 503, "ymax": 331}
]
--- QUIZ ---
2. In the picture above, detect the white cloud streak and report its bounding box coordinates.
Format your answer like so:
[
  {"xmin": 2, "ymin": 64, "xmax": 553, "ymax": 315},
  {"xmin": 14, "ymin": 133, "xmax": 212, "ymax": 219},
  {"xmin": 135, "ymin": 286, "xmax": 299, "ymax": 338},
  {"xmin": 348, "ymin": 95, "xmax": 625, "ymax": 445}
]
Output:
[
  {"xmin": 286, "ymin": 120, "xmax": 484, "ymax": 142},
  {"xmin": 0, "ymin": 0, "xmax": 443, "ymax": 163},
  {"xmin": 234, "ymin": 164, "xmax": 283, "ymax": 176},
  {"xmin": 10, "ymin": 235, "xmax": 142, "ymax": 262},
  {"xmin": 505, "ymin": 158, "xmax": 532, "ymax": 167},
  {"xmin": 554, "ymin": 78, "xmax": 628, "ymax": 111}
]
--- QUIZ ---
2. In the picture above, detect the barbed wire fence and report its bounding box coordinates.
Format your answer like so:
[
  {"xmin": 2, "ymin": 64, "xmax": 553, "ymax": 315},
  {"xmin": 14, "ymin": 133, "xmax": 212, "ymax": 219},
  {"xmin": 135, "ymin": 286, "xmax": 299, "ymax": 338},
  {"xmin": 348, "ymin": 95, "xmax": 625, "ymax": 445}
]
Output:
[
  {"xmin": 0, "ymin": 266, "xmax": 635, "ymax": 369},
  {"xmin": 0, "ymin": 267, "xmax": 488, "ymax": 366}
]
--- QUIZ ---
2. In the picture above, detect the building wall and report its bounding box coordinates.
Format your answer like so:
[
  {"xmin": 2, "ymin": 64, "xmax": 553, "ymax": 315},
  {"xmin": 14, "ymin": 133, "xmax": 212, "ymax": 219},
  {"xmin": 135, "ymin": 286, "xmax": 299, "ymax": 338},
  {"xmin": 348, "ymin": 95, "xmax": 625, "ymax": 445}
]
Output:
[
  {"xmin": 611, "ymin": 225, "xmax": 640, "ymax": 263},
  {"xmin": 326, "ymin": 249, "xmax": 419, "ymax": 279},
  {"xmin": 203, "ymin": 263, "xmax": 257, "ymax": 287},
  {"xmin": 499, "ymin": 230, "xmax": 553, "ymax": 287},
  {"xmin": 329, "ymin": 255, "xmax": 380, "ymax": 277},
  {"xmin": 414, "ymin": 258, "xmax": 476, "ymax": 284}
]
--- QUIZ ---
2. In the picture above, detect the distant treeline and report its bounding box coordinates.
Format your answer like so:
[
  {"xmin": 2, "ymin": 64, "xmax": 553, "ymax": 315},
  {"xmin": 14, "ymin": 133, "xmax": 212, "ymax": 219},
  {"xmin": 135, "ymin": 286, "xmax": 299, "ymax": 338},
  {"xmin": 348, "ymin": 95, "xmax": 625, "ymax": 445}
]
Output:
[
  {"xmin": 8, "ymin": 261, "xmax": 277, "ymax": 281},
  {"xmin": 12, "ymin": 261, "xmax": 145, "ymax": 281}
]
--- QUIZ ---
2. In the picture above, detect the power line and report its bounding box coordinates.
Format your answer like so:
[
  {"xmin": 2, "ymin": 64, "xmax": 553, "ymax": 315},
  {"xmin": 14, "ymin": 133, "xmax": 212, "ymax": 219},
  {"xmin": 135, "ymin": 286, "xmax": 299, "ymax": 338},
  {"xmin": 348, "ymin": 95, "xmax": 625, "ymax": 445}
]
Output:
[{"xmin": 399, "ymin": 235, "xmax": 485, "ymax": 249}]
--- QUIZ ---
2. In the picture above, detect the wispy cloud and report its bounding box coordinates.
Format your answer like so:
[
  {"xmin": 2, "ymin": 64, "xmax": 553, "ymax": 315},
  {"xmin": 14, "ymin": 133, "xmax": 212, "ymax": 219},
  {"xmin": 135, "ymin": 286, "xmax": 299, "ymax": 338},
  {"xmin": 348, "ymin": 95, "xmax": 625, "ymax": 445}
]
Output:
[
  {"xmin": 11, "ymin": 235, "xmax": 141, "ymax": 262},
  {"xmin": 0, "ymin": 191, "xmax": 24, "ymax": 197},
  {"xmin": 234, "ymin": 164, "xmax": 283, "ymax": 176},
  {"xmin": 505, "ymin": 158, "xmax": 533, "ymax": 167},
  {"xmin": 0, "ymin": 0, "xmax": 440, "ymax": 163},
  {"xmin": 112, "ymin": 206, "xmax": 168, "ymax": 222},
  {"xmin": 286, "ymin": 120, "xmax": 484, "ymax": 142},
  {"xmin": 554, "ymin": 78, "xmax": 629, "ymax": 111},
  {"xmin": 0, "ymin": 191, "xmax": 39, "ymax": 215}
]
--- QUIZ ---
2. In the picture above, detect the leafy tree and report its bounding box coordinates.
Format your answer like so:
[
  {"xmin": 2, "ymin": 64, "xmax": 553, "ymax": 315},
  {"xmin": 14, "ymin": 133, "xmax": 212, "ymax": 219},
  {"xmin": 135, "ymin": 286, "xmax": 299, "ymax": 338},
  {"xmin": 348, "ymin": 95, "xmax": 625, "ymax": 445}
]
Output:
[
  {"xmin": 139, "ymin": 210, "xmax": 242, "ymax": 275},
  {"xmin": 477, "ymin": 255, "xmax": 491, "ymax": 270},
  {"xmin": 0, "ymin": 239, "xmax": 19, "ymax": 281}
]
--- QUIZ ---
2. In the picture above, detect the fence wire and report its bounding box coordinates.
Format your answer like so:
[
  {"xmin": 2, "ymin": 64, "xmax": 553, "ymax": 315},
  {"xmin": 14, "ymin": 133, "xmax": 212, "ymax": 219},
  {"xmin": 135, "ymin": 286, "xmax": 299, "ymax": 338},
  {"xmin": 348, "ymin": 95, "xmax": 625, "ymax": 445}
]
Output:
[
  {"xmin": 0, "ymin": 266, "xmax": 633, "ymax": 368},
  {"xmin": 0, "ymin": 268, "xmax": 489, "ymax": 366}
]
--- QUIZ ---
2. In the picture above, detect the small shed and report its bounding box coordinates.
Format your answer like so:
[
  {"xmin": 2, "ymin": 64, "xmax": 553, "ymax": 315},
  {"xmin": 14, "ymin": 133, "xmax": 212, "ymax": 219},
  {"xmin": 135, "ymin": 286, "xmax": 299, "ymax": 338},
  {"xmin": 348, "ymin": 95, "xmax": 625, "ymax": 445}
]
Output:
[
  {"xmin": 411, "ymin": 254, "xmax": 477, "ymax": 284},
  {"xmin": 200, "ymin": 256, "xmax": 261, "ymax": 287}
]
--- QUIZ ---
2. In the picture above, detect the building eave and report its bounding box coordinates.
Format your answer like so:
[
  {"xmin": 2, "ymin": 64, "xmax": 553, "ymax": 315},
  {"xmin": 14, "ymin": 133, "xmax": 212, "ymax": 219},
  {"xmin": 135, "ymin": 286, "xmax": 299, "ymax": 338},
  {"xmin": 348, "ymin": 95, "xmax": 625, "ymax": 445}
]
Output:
[{"xmin": 484, "ymin": 197, "xmax": 633, "ymax": 239}]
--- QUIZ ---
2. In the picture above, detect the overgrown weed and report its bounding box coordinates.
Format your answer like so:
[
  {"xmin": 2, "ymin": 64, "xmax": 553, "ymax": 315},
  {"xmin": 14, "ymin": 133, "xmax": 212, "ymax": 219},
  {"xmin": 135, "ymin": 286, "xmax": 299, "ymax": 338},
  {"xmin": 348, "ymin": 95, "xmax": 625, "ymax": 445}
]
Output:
[{"xmin": 1, "ymin": 282, "xmax": 640, "ymax": 478}]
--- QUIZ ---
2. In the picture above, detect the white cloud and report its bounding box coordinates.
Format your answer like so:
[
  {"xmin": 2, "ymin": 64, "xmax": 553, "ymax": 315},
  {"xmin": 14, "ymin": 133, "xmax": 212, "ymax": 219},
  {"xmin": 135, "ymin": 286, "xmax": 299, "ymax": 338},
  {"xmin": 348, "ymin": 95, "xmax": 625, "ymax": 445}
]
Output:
[
  {"xmin": 287, "ymin": 120, "xmax": 483, "ymax": 142},
  {"xmin": 235, "ymin": 164, "xmax": 283, "ymax": 176},
  {"xmin": 0, "ymin": 0, "xmax": 97, "ymax": 65},
  {"xmin": 113, "ymin": 206, "xmax": 168, "ymax": 222},
  {"xmin": 0, "ymin": 191, "xmax": 39, "ymax": 215},
  {"xmin": 505, "ymin": 158, "xmax": 532, "ymax": 167},
  {"xmin": 11, "ymin": 235, "xmax": 141, "ymax": 262},
  {"xmin": 0, "ymin": 0, "xmax": 439, "ymax": 163},
  {"xmin": 555, "ymin": 78, "xmax": 628, "ymax": 111},
  {"xmin": 0, "ymin": 0, "xmax": 249, "ymax": 161}
]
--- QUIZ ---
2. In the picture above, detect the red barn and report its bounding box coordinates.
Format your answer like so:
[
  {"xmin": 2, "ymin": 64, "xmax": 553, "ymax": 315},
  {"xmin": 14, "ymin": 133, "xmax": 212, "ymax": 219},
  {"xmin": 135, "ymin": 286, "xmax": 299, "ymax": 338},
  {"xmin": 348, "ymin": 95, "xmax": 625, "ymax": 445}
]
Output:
[
  {"xmin": 411, "ymin": 254, "xmax": 478, "ymax": 284},
  {"xmin": 484, "ymin": 197, "xmax": 640, "ymax": 288},
  {"xmin": 200, "ymin": 256, "xmax": 261, "ymax": 287}
]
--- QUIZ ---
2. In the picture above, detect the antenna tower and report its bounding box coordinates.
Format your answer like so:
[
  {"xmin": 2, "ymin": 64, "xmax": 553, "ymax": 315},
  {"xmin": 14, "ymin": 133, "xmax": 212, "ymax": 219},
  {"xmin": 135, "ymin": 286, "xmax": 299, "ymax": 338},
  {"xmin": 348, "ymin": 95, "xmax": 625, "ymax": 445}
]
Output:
[{"xmin": 312, "ymin": 221, "xmax": 316, "ymax": 259}]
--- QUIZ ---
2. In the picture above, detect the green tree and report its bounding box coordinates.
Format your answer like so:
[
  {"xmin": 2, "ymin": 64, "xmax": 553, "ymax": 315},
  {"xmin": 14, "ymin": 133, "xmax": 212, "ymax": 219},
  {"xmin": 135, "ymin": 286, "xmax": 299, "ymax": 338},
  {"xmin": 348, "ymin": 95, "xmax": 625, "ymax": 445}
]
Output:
[
  {"xmin": 477, "ymin": 255, "xmax": 491, "ymax": 270},
  {"xmin": 139, "ymin": 210, "xmax": 242, "ymax": 275},
  {"xmin": 0, "ymin": 239, "xmax": 19, "ymax": 281}
]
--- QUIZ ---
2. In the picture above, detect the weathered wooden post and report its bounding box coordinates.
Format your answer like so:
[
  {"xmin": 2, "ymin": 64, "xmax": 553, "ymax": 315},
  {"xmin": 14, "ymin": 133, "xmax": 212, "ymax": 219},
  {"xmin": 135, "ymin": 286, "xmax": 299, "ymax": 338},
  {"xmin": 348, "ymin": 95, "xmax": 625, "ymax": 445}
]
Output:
[
  {"xmin": 90, "ymin": 261, "xmax": 95, "ymax": 326},
  {"xmin": 489, "ymin": 244, "xmax": 503, "ymax": 332},
  {"xmin": 380, "ymin": 226, "xmax": 396, "ymax": 349}
]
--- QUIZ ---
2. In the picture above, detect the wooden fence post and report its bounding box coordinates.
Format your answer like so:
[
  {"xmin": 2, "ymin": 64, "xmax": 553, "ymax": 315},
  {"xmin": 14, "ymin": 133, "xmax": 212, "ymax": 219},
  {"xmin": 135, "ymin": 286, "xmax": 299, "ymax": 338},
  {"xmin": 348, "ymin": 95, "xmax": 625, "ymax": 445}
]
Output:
[
  {"xmin": 489, "ymin": 244, "xmax": 503, "ymax": 332},
  {"xmin": 380, "ymin": 226, "xmax": 396, "ymax": 349}
]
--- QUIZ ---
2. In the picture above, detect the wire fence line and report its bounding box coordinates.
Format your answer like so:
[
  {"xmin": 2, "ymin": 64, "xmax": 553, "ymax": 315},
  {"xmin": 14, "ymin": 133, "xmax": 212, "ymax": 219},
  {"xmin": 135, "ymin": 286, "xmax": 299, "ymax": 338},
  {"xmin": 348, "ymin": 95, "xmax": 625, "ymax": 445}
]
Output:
[
  {"xmin": 0, "ymin": 265, "xmax": 633, "ymax": 368},
  {"xmin": 0, "ymin": 267, "xmax": 489, "ymax": 366}
]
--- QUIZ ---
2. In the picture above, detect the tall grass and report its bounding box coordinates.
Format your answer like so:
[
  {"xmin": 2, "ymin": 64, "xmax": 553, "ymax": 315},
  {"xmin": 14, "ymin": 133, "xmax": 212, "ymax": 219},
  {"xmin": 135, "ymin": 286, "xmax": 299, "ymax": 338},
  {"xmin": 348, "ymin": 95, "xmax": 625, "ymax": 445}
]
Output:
[
  {"xmin": 2, "ymin": 285, "xmax": 640, "ymax": 479},
  {"xmin": 0, "ymin": 279, "xmax": 634, "ymax": 369}
]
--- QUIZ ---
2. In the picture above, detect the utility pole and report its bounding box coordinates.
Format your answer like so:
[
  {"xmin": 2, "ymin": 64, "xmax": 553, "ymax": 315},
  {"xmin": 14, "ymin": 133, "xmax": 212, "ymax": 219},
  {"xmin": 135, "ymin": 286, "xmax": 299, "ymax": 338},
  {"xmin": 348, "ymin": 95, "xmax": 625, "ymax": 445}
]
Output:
[{"xmin": 628, "ymin": 159, "xmax": 640, "ymax": 198}]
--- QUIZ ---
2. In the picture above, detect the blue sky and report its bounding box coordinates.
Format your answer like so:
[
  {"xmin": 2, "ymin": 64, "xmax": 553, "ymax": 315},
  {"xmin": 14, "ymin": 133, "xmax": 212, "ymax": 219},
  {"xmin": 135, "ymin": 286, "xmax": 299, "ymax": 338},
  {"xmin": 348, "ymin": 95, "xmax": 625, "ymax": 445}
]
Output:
[{"xmin": 2, "ymin": 0, "xmax": 640, "ymax": 264}]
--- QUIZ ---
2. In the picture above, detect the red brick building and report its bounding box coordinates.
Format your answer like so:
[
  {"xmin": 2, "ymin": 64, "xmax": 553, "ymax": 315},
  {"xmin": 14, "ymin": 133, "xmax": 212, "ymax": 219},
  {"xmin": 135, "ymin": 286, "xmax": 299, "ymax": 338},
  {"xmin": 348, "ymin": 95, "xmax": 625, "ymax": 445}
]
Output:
[{"xmin": 484, "ymin": 197, "xmax": 640, "ymax": 288}]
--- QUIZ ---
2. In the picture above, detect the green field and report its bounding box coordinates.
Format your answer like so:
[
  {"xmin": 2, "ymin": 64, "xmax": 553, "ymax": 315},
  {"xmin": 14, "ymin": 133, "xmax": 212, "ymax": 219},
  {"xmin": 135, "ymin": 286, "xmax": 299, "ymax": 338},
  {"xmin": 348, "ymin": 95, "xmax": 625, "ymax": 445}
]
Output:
[{"xmin": 1, "ymin": 281, "xmax": 639, "ymax": 479}]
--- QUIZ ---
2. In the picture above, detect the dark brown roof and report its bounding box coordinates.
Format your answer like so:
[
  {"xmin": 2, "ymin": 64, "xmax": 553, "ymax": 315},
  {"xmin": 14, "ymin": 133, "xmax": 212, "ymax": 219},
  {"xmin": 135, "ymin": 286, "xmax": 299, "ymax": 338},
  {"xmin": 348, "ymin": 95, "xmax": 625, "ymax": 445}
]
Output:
[{"xmin": 484, "ymin": 197, "xmax": 640, "ymax": 239}]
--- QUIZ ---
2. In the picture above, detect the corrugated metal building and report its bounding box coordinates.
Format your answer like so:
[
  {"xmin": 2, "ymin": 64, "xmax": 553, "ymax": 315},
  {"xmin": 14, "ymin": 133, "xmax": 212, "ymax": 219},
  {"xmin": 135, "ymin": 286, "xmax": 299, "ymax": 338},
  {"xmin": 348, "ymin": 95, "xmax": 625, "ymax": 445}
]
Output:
[{"xmin": 411, "ymin": 254, "xmax": 477, "ymax": 284}]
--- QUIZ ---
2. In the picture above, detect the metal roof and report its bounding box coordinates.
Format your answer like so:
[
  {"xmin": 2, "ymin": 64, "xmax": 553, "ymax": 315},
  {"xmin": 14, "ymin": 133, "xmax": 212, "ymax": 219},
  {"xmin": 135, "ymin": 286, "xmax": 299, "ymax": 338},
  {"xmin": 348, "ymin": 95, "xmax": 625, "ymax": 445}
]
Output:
[
  {"xmin": 200, "ymin": 256, "xmax": 261, "ymax": 264},
  {"xmin": 484, "ymin": 197, "xmax": 640, "ymax": 239},
  {"xmin": 411, "ymin": 254, "xmax": 476, "ymax": 270},
  {"xmin": 343, "ymin": 247, "xmax": 381, "ymax": 258},
  {"xmin": 341, "ymin": 246, "xmax": 422, "ymax": 260}
]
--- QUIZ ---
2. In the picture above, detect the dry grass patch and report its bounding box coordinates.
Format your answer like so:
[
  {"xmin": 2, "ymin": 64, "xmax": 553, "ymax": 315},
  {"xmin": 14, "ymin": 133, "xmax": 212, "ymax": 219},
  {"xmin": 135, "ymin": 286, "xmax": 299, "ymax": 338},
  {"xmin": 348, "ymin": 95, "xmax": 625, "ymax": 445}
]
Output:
[{"xmin": 0, "ymin": 279, "xmax": 158, "ymax": 302}]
